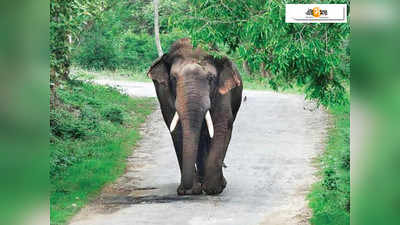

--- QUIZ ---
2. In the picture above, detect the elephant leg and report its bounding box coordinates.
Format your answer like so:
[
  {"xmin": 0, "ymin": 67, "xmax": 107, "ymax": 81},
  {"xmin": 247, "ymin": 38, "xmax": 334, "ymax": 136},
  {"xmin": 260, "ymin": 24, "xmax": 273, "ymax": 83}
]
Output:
[
  {"xmin": 203, "ymin": 122, "xmax": 233, "ymax": 195},
  {"xmin": 196, "ymin": 126, "xmax": 210, "ymax": 184},
  {"xmin": 177, "ymin": 168, "xmax": 202, "ymax": 195}
]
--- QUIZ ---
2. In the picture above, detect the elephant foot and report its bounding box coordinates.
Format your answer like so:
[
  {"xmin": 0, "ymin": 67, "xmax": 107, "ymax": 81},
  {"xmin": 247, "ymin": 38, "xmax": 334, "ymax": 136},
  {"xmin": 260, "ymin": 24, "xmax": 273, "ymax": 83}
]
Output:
[
  {"xmin": 202, "ymin": 176, "xmax": 227, "ymax": 195},
  {"xmin": 177, "ymin": 181, "xmax": 202, "ymax": 195}
]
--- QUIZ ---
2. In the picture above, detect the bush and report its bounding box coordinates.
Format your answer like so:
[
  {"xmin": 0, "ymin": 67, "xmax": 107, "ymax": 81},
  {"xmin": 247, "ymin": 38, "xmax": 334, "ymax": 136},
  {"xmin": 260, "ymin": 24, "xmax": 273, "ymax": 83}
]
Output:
[
  {"xmin": 73, "ymin": 31, "xmax": 120, "ymax": 70},
  {"xmin": 50, "ymin": 144, "xmax": 79, "ymax": 178},
  {"xmin": 73, "ymin": 26, "xmax": 187, "ymax": 72},
  {"xmin": 119, "ymin": 32, "xmax": 158, "ymax": 70},
  {"xmin": 119, "ymin": 30, "xmax": 187, "ymax": 71},
  {"xmin": 80, "ymin": 105, "xmax": 101, "ymax": 129},
  {"xmin": 50, "ymin": 108, "xmax": 88, "ymax": 140},
  {"xmin": 50, "ymin": 80, "xmax": 155, "ymax": 225},
  {"xmin": 101, "ymin": 105, "xmax": 126, "ymax": 124},
  {"xmin": 50, "ymin": 81, "xmax": 132, "ymax": 176}
]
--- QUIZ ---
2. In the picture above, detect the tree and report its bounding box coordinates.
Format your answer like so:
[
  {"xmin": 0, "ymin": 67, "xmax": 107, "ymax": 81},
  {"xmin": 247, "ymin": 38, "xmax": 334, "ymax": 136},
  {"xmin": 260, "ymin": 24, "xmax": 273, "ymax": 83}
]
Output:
[
  {"xmin": 153, "ymin": 0, "xmax": 163, "ymax": 57},
  {"xmin": 172, "ymin": 0, "xmax": 350, "ymax": 105},
  {"xmin": 50, "ymin": 0, "xmax": 119, "ymax": 108},
  {"xmin": 50, "ymin": 0, "xmax": 72, "ymax": 85},
  {"xmin": 50, "ymin": 0, "xmax": 74, "ymax": 108},
  {"xmin": 50, "ymin": 0, "xmax": 120, "ymax": 79}
]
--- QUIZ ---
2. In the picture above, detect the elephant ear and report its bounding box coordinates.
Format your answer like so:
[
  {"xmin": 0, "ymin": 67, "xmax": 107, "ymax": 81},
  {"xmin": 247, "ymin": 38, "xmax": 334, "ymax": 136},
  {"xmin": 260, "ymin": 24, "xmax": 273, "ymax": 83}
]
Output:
[
  {"xmin": 217, "ymin": 57, "xmax": 242, "ymax": 95},
  {"xmin": 147, "ymin": 54, "xmax": 169, "ymax": 85}
]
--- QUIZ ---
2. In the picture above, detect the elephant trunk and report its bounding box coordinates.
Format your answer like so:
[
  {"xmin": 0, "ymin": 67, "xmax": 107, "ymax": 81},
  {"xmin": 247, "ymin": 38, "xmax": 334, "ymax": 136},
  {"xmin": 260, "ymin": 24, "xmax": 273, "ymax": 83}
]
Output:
[
  {"xmin": 175, "ymin": 68, "xmax": 212, "ymax": 190},
  {"xmin": 180, "ymin": 109, "xmax": 203, "ymax": 190}
]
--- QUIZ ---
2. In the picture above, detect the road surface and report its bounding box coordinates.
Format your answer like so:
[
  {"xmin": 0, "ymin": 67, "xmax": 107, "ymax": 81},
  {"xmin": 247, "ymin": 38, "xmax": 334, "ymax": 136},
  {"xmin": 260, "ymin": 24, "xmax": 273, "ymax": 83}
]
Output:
[{"xmin": 70, "ymin": 80, "xmax": 328, "ymax": 225}]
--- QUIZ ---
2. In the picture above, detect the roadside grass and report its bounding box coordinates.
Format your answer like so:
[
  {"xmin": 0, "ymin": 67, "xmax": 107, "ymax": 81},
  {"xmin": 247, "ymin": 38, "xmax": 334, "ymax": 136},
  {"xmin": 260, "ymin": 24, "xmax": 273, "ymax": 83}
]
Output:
[
  {"xmin": 70, "ymin": 67, "xmax": 150, "ymax": 82},
  {"xmin": 50, "ymin": 80, "xmax": 155, "ymax": 225},
  {"xmin": 241, "ymin": 73, "xmax": 304, "ymax": 93},
  {"xmin": 308, "ymin": 103, "xmax": 350, "ymax": 225}
]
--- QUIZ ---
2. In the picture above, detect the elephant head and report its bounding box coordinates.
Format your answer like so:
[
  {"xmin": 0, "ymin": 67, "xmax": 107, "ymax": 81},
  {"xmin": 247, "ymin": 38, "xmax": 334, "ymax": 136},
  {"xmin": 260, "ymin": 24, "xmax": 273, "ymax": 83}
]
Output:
[{"xmin": 147, "ymin": 38, "xmax": 241, "ymax": 192}]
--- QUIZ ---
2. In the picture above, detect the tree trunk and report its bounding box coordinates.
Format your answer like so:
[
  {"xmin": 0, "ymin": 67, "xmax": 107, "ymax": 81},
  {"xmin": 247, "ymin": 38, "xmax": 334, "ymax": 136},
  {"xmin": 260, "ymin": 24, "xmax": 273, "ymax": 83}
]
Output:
[
  {"xmin": 260, "ymin": 62, "xmax": 270, "ymax": 78},
  {"xmin": 242, "ymin": 60, "xmax": 252, "ymax": 76},
  {"xmin": 153, "ymin": 0, "xmax": 163, "ymax": 57}
]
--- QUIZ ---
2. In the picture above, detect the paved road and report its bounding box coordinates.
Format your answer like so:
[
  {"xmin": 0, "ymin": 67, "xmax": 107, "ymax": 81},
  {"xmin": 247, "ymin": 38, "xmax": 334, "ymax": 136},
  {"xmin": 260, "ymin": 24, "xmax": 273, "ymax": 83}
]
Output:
[{"xmin": 70, "ymin": 80, "xmax": 328, "ymax": 225}]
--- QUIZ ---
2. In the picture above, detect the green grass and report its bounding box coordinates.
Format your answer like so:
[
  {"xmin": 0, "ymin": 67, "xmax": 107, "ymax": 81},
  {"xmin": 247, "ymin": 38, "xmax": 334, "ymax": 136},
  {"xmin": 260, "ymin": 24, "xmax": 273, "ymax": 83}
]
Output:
[
  {"xmin": 50, "ymin": 80, "xmax": 155, "ymax": 225},
  {"xmin": 71, "ymin": 67, "xmax": 150, "ymax": 82},
  {"xmin": 308, "ymin": 103, "xmax": 350, "ymax": 225},
  {"xmin": 241, "ymin": 73, "xmax": 304, "ymax": 93}
]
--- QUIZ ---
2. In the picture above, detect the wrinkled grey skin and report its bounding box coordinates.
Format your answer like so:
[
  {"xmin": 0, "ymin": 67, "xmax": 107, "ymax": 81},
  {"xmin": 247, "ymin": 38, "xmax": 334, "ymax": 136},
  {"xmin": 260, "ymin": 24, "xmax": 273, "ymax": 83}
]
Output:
[{"xmin": 147, "ymin": 38, "xmax": 243, "ymax": 195}]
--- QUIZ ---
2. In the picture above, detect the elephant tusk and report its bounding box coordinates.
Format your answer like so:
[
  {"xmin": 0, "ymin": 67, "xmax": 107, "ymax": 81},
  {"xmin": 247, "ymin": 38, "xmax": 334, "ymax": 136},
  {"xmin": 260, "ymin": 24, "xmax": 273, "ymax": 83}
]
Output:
[
  {"xmin": 205, "ymin": 111, "xmax": 214, "ymax": 138},
  {"xmin": 170, "ymin": 112, "xmax": 179, "ymax": 132}
]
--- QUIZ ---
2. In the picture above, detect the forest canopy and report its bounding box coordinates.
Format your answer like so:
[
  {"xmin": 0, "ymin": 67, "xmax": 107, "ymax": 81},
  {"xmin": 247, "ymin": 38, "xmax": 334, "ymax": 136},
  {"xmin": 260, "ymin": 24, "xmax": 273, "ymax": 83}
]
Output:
[
  {"xmin": 50, "ymin": 0, "xmax": 350, "ymax": 106},
  {"xmin": 172, "ymin": 0, "xmax": 350, "ymax": 105}
]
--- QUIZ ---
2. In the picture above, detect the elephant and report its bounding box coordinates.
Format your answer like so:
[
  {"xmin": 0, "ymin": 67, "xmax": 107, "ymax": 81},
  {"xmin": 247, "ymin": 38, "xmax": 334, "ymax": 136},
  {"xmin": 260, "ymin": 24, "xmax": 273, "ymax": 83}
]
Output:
[{"xmin": 147, "ymin": 38, "xmax": 242, "ymax": 195}]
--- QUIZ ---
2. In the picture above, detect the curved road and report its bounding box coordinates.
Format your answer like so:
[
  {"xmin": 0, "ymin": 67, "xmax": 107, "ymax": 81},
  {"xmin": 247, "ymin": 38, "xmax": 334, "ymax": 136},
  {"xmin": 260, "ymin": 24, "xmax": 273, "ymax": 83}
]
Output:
[{"xmin": 70, "ymin": 80, "xmax": 328, "ymax": 225}]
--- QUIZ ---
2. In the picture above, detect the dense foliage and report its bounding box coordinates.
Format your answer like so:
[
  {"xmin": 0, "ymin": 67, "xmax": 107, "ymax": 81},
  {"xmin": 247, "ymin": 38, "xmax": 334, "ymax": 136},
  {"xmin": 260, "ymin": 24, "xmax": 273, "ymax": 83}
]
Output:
[
  {"xmin": 50, "ymin": 0, "xmax": 117, "ymax": 83},
  {"xmin": 50, "ymin": 82, "xmax": 129, "ymax": 176},
  {"xmin": 50, "ymin": 81, "xmax": 154, "ymax": 225},
  {"xmin": 171, "ymin": 0, "xmax": 350, "ymax": 105},
  {"xmin": 74, "ymin": 29, "xmax": 184, "ymax": 71},
  {"xmin": 52, "ymin": 0, "xmax": 350, "ymax": 105},
  {"xmin": 72, "ymin": 0, "xmax": 187, "ymax": 71},
  {"xmin": 50, "ymin": 0, "xmax": 73, "ymax": 84}
]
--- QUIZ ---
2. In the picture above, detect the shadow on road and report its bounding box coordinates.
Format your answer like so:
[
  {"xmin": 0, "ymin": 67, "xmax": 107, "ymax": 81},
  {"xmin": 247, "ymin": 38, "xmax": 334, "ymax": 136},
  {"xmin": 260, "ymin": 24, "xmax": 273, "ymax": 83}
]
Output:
[{"xmin": 103, "ymin": 194, "xmax": 205, "ymax": 205}]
